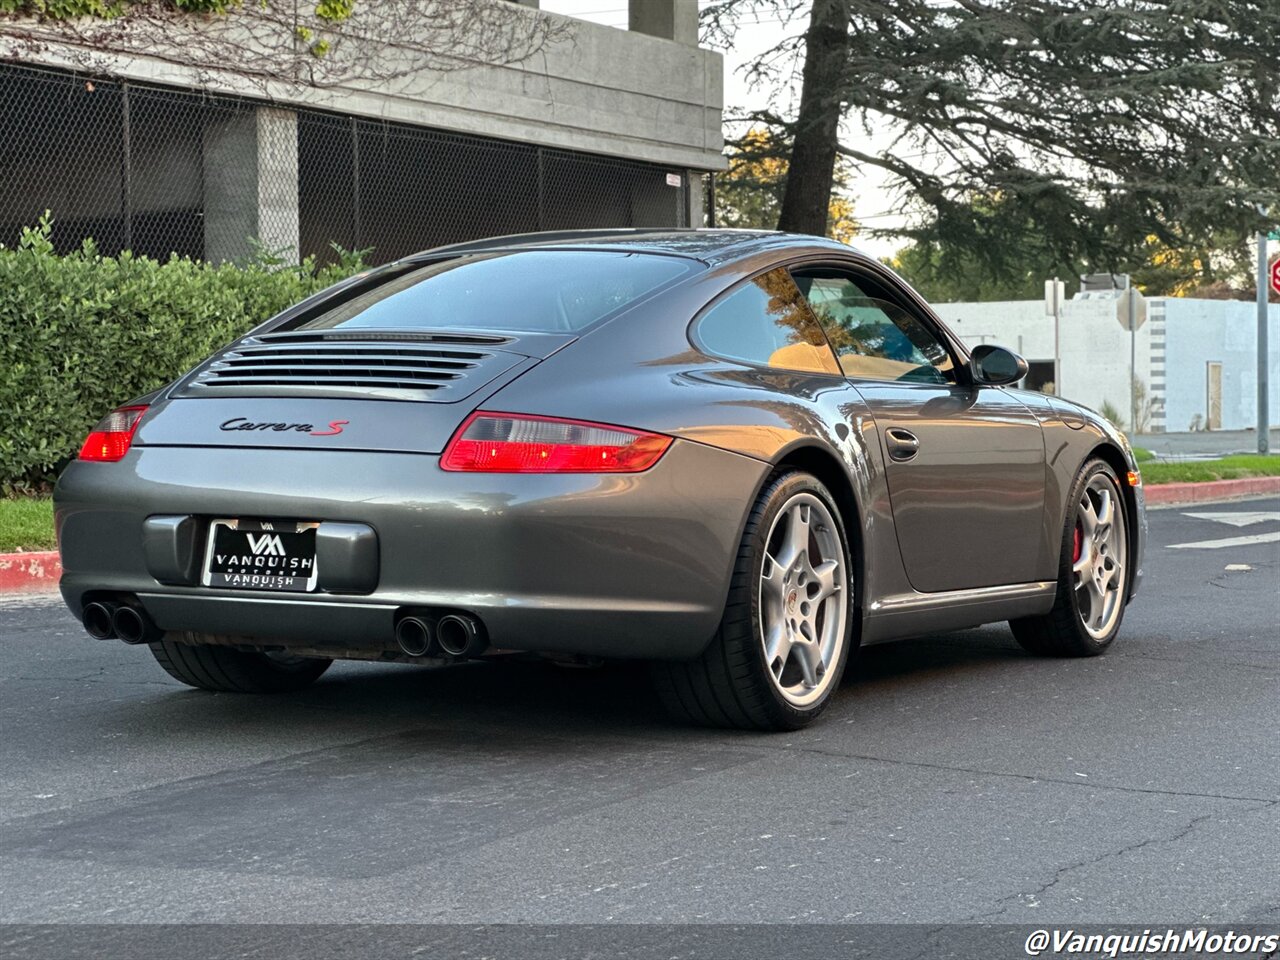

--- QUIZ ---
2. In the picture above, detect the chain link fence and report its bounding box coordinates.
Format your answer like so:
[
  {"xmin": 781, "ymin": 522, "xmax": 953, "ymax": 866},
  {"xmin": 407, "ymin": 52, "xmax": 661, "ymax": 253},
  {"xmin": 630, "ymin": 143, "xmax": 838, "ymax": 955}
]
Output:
[{"xmin": 0, "ymin": 61, "xmax": 693, "ymax": 265}]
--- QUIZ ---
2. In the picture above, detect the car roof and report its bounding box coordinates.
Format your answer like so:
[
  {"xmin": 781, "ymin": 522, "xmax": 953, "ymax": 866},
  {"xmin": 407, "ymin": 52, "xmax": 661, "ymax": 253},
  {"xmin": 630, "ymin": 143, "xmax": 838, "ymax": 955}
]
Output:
[{"xmin": 406, "ymin": 228, "xmax": 869, "ymax": 267}]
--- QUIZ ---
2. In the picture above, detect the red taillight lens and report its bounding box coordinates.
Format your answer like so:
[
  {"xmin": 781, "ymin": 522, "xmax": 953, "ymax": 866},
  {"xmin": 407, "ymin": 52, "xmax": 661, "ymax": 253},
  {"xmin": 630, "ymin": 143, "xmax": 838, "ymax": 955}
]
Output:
[
  {"xmin": 441, "ymin": 412, "xmax": 672, "ymax": 474},
  {"xmin": 78, "ymin": 405, "xmax": 149, "ymax": 462}
]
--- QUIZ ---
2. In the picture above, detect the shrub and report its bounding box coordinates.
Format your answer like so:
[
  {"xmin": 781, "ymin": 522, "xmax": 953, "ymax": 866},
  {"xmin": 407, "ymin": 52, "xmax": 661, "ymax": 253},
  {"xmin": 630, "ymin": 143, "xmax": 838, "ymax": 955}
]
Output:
[
  {"xmin": 1098, "ymin": 399, "xmax": 1126, "ymax": 432},
  {"xmin": 0, "ymin": 216, "xmax": 366, "ymax": 492}
]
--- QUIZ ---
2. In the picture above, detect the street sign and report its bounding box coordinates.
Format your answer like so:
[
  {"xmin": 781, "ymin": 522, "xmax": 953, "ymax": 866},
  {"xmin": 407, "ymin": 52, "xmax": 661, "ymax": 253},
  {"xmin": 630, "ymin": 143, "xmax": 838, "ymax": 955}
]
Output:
[
  {"xmin": 1268, "ymin": 230, "xmax": 1280, "ymax": 241},
  {"xmin": 1271, "ymin": 255, "xmax": 1280, "ymax": 297},
  {"xmin": 1117, "ymin": 286, "xmax": 1147, "ymax": 331},
  {"xmin": 1044, "ymin": 278, "xmax": 1064, "ymax": 316}
]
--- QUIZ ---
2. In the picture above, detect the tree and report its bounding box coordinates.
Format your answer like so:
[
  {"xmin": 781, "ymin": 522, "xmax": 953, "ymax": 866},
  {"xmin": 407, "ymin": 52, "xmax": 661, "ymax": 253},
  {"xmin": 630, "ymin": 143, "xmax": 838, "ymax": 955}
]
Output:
[
  {"xmin": 1128, "ymin": 228, "xmax": 1260, "ymax": 299},
  {"xmin": 703, "ymin": 0, "xmax": 1279, "ymax": 276},
  {"xmin": 887, "ymin": 194, "xmax": 1258, "ymax": 301},
  {"xmin": 887, "ymin": 192, "xmax": 1081, "ymax": 301},
  {"xmin": 774, "ymin": 0, "xmax": 850, "ymax": 236},
  {"xmin": 716, "ymin": 127, "xmax": 858, "ymax": 243}
]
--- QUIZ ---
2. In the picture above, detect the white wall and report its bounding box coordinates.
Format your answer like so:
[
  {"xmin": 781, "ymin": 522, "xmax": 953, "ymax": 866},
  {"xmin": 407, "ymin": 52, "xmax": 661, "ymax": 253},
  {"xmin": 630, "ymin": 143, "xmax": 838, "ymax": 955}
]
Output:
[
  {"xmin": 932, "ymin": 296, "xmax": 1280, "ymax": 432},
  {"xmin": 931, "ymin": 299, "xmax": 1059, "ymax": 361},
  {"xmin": 1162, "ymin": 298, "xmax": 1280, "ymax": 432},
  {"xmin": 932, "ymin": 298, "xmax": 1153, "ymax": 420}
]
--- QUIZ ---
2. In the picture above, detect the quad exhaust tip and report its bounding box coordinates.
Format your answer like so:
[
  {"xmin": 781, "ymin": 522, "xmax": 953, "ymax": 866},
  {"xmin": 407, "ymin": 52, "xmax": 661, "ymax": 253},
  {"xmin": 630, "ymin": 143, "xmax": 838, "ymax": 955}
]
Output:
[
  {"xmin": 394, "ymin": 616, "xmax": 435, "ymax": 658},
  {"xmin": 436, "ymin": 614, "xmax": 487, "ymax": 660},
  {"xmin": 112, "ymin": 604, "xmax": 162, "ymax": 645},
  {"xmin": 82, "ymin": 599, "xmax": 162, "ymax": 645},
  {"xmin": 82, "ymin": 601, "xmax": 117, "ymax": 640},
  {"xmin": 395, "ymin": 612, "xmax": 487, "ymax": 660}
]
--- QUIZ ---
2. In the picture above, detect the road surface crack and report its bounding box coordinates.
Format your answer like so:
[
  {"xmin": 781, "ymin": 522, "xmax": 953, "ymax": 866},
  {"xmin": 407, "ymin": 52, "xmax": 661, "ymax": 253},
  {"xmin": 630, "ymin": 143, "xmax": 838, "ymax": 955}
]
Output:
[
  {"xmin": 768, "ymin": 743, "xmax": 1280, "ymax": 804},
  {"xmin": 962, "ymin": 799, "xmax": 1277, "ymax": 921}
]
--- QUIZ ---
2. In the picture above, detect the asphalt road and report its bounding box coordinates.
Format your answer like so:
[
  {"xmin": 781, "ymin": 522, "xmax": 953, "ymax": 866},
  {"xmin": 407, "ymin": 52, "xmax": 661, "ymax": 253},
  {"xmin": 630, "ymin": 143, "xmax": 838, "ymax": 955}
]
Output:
[{"xmin": 0, "ymin": 498, "xmax": 1276, "ymax": 951}]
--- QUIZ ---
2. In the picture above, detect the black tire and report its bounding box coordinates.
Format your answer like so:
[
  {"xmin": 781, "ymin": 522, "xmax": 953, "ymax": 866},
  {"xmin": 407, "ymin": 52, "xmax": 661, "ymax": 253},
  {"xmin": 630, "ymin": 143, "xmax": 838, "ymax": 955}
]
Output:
[
  {"xmin": 652, "ymin": 470, "xmax": 856, "ymax": 731},
  {"xmin": 1010, "ymin": 459, "xmax": 1130, "ymax": 657},
  {"xmin": 149, "ymin": 633, "xmax": 331, "ymax": 693}
]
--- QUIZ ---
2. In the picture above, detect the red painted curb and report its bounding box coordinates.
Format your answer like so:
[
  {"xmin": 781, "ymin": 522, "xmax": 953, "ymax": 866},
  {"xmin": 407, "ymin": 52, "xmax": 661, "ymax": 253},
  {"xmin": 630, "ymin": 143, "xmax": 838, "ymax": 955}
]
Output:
[
  {"xmin": 1144, "ymin": 475, "xmax": 1280, "ymax": 506},
  {"xmin": 0, "ymin": 551, "xmax": 62, "ymax": 593}
]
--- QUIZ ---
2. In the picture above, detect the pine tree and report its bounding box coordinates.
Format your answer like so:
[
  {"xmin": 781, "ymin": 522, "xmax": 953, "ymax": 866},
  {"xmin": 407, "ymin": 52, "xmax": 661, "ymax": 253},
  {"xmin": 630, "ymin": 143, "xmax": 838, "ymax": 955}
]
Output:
[{"xmin": 704, "ymin": 0, "xmax": 1280, "ymax": 273}]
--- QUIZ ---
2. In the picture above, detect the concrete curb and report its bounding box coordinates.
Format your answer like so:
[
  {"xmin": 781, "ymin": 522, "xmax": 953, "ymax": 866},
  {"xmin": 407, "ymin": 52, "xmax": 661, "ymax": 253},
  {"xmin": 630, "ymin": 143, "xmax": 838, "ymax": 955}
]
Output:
[
  {"xmin": 0, "ymin": 551, "xmax": 61, "ymax": 593},
  {"xmin": 1144, "ymin": 476, "xmax": 1280, "ymax": 506}
]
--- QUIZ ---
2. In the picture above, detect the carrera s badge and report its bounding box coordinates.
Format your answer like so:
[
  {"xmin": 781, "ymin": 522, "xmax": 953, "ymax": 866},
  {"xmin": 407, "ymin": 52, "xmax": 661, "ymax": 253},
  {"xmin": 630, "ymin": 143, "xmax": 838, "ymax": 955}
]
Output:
[{"xmin": 220, "ymin": 418, "xmax": 349, "ymax": 436}]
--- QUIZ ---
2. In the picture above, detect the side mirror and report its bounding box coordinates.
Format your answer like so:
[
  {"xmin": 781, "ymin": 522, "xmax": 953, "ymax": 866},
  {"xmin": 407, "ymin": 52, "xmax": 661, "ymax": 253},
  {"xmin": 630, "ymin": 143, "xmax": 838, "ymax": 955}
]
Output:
[{"xmin": 970, "ymin": 344, "xmax": 1029, "ymax": 387}]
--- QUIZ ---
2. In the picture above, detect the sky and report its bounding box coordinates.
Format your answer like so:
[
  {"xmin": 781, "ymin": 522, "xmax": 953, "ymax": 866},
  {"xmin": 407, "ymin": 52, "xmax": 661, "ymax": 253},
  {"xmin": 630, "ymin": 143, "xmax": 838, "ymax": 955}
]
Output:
[{"xmin": 540, "ymin": 0, "xmax": 906, "ymax": 258}]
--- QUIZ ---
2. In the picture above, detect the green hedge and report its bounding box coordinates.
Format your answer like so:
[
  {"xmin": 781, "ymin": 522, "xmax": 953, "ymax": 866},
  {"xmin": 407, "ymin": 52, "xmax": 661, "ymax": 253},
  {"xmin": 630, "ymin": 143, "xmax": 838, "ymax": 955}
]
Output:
[{"xmin": 0, "ymin": 217, "xmax": 365, "ymax": 493}]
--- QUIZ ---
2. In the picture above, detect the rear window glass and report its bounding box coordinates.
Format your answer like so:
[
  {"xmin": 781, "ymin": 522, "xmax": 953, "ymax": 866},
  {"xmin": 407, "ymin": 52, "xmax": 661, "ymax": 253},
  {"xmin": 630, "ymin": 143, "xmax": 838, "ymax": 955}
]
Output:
[{"xmin": 294, "ymin": 251, "xmax": 695, "ymax": 334}]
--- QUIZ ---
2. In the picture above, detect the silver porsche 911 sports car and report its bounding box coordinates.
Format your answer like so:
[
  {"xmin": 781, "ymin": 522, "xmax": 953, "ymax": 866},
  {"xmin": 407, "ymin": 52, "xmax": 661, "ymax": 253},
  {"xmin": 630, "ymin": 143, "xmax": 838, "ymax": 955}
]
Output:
[{"xmin": 56, "ymin": 229, "xmax": 1146, "ymax": 730}]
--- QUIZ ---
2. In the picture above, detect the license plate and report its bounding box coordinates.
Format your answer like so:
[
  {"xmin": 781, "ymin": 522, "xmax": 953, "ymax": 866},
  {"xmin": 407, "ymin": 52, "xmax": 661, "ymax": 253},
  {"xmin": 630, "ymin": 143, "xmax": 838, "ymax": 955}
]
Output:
[{"xmin": 202, "ymin": 520, "xmax": 319, "ymax": 593}]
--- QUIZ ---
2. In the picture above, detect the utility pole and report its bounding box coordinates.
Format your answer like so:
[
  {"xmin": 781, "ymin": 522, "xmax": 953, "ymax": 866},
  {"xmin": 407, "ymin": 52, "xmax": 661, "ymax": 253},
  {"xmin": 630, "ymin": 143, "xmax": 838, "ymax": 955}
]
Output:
[
  {"xmin": 1128, "ymin": 286, "xmax": 1138, "ymax": 434},
  {"xmin": 1259, "ymin": 231, "xmax": 1271, "ymax": 454}
]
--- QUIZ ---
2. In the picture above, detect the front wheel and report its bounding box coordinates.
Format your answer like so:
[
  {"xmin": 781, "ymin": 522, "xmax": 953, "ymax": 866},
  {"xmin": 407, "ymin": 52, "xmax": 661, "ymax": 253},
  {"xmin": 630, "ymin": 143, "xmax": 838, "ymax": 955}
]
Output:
[
  {"xmin": 652, "ymin": 471, "xmax": 855, "ymax": 731},
  {"xmin": 149, "ymin": 634, "xmax": 331, "ymax": 693},
  {"xmin": 1011, "ymin": 459, "xmax": 1130, "ymax": 657}
]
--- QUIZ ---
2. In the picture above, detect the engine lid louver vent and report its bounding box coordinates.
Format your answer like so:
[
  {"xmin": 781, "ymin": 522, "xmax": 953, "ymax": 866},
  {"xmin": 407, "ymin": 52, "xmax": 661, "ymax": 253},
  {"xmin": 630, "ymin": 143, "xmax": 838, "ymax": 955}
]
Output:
[{"xmin": 176, "ymin": 335, "xmax": 525, "ymax": 403}]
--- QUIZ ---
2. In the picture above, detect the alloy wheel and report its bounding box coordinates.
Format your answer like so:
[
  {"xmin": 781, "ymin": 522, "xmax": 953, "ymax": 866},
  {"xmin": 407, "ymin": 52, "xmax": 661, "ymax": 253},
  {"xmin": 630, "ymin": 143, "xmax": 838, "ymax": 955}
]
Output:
[
  {"xmin": 758, "ymin": 493, "xmax": 849, "ymax": 707},
  {"xmin": 1072, "ymin": 474, "xmax": 1127, "ymax": 639}
]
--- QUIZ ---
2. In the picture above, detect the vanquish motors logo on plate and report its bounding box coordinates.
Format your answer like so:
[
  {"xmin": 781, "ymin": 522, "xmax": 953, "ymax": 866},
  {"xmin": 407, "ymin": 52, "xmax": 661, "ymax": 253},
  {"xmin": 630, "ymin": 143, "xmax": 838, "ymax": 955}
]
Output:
[
  {"xmin": 219, "ymin": 417, "xmax": 349, "ymax": 436},
  {"xmin": 202, "ymin": 520, "xmax": 320, "ymax": 593},
  {"xmin": 247, "ymin": 534, "xmax": 286, "ymax": 556}
]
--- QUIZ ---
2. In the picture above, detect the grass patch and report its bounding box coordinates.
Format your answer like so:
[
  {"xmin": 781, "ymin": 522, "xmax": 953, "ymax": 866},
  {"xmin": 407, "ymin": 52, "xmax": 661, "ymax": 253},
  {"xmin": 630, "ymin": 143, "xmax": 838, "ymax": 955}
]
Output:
[
  {"xmin": 0, "ymin": 497, "xmax": 55, "ymax": 552},
  {"xmin": 1142, "ymin": 455, "xmax": 1280, "ymax": 485},
  {"xmin": 1131, "ymin": 446, "xmax": 1155, "ymax": 463}
]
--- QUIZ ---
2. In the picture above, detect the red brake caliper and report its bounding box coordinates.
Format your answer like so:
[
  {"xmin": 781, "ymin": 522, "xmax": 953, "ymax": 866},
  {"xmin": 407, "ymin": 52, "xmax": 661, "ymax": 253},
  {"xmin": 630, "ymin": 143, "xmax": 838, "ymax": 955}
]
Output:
[{"xmin": 1072, "ymin": 523, "xmax": 1083, "ymax": 563}]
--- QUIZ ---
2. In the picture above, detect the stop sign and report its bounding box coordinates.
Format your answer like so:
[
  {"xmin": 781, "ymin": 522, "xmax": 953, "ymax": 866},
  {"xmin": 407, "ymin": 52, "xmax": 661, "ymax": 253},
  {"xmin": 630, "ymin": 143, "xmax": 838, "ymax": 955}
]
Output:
[{"xmin": 1272, "ymin": 256, "xmax": 1280, "ymax": 296}]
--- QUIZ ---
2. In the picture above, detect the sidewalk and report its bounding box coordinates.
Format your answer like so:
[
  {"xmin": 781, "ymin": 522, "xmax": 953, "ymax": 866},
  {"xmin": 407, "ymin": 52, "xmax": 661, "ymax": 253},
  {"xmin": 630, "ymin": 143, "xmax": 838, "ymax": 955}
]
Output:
[{"xmin": 1133, "ymin": 428, "xmax": 1279, "ymax": 458}]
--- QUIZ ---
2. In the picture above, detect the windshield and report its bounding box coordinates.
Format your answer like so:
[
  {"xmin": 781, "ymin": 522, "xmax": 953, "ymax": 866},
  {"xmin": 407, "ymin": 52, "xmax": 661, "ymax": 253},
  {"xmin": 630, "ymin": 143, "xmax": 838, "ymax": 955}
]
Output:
[{"xmin": 294, "ymin": 250, "xmax": 696, "ymax": 335}]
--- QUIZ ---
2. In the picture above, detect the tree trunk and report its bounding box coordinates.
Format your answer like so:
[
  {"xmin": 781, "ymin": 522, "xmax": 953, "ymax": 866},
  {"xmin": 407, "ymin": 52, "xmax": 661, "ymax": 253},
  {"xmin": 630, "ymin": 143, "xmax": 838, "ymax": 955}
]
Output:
[{"xmin": 777, "ymin": 0, "xmax": 851, "ymax": 236}]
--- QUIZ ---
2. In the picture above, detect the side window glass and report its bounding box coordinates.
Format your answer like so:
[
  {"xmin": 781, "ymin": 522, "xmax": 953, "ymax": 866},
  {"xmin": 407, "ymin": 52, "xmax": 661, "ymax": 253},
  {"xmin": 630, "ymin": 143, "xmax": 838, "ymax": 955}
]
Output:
[
  {"xmin": 792, "ymin": 272, "xmax": 955, "ymax": 384},
  {"xmin": 695, "ymin": 268, "xmax": 840, "ymax": 375}
]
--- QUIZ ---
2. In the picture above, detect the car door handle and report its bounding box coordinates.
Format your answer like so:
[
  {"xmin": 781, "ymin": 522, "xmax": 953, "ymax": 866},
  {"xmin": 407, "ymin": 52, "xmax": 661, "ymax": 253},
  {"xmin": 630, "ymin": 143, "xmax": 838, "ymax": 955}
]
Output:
[{"xmin": 885, "ymin": 428, "xmax": 920, "ymax": 462}]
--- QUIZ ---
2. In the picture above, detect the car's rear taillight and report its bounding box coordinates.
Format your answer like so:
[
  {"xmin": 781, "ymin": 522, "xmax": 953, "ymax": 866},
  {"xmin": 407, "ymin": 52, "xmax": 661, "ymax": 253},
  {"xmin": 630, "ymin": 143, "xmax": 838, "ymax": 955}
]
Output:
[
  {"xmin": 441, "ymin": 412, "xmax": 672, "ymax": 473},
  {"xmin": 78, "ymin": 405, "xmax": 149, "ymax": 462}
]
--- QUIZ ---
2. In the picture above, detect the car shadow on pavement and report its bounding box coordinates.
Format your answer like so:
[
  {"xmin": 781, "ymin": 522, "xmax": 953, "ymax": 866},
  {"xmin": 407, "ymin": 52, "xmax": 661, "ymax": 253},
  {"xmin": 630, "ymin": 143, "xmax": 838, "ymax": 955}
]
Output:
[
  {"xmin": 125, "ymin": 626, "xmax": 1033, "ymax": 744},
  {"xmin": 845, "ymin": 627, "xmax": 1029, "ymax": 689}
]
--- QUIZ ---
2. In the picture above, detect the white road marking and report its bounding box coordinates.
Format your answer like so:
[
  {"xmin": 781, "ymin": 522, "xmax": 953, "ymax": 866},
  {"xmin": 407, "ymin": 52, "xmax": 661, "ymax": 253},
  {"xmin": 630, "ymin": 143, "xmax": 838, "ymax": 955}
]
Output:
[
  {"xmin": 1167, "ymin": 532, "xmax": 1280, "ymax": 550},
  {"xmin": 1182, "ymin": 511, "xmax": 1280, "ymax": 527},
  {"xmin": 1224, "ymin": 564, "xmax": 1252, "ymax": 571}
]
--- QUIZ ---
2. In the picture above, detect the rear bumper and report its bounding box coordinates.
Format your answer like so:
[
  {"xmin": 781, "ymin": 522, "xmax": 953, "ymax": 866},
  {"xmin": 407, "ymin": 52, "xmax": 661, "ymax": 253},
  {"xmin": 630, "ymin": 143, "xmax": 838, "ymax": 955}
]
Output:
[{"xmin": 54, "ymin": 439, "xmax": 768, "ymax": 660}]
